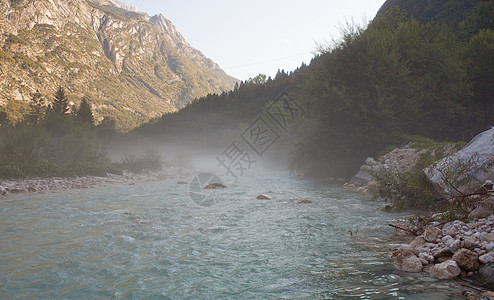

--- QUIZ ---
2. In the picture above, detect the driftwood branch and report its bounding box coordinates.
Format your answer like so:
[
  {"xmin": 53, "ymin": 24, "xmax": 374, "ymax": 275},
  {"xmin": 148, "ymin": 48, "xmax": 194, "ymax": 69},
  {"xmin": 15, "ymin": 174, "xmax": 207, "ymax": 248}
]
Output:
[{"xmin": 388, "ymin": 223, "xmax": 419, "ymax": 236}]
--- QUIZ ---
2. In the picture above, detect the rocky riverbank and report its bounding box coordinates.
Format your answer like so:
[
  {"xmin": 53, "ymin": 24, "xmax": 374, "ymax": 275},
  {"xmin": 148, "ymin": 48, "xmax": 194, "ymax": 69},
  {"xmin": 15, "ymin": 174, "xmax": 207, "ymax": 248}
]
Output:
[
  {"xmin": 391, "ymin": 212, "xmax": 494, "ymax": 298},
  {"xmin": 0, "ymin": 167, "xmax": 191, "ymax": 196}
]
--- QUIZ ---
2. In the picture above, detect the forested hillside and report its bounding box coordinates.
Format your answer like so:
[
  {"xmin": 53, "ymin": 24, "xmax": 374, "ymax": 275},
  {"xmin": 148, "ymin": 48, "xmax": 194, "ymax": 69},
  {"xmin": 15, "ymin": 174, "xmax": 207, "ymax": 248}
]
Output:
[{"xmin": 137, "ymin": 0, "xmax": 493, "ymax": 178}]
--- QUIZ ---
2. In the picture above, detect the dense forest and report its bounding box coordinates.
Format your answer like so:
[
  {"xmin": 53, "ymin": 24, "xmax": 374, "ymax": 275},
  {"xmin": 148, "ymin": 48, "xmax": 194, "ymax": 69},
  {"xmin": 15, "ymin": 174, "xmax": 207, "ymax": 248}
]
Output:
[{"xmin": 136, "ymin": 0, "xmax": 494, "ymax": 178}]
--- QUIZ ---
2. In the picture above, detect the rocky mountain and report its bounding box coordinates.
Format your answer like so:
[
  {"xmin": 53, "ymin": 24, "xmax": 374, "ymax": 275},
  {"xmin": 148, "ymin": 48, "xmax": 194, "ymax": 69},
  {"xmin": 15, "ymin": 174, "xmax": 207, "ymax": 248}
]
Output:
[{"xmin": 0, "ymin": 0, "xmax": 238, "ymax": 129}]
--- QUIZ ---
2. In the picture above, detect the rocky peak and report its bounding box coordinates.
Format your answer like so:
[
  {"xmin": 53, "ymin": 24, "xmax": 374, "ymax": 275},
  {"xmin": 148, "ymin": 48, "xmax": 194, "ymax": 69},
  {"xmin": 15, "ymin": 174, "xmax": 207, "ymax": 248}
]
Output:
[
  {"xmin": 150, "ymin": 14, "xmax": 188, "ymax": 47},
  {"xmin": 107, "ymin": 0, "xmax": 137, "ymax": 12}
]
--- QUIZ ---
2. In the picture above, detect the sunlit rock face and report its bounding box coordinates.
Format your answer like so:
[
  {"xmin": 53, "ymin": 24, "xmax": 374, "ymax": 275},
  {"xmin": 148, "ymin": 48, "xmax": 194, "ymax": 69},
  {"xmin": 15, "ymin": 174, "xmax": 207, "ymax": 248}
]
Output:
[
  {"xmin": 425, "ymin": 128, "xmax": 494, "ymax": 198},
  {"xmin": 0, "ymin": 0, "xmax": 238, "ymax": 129}
]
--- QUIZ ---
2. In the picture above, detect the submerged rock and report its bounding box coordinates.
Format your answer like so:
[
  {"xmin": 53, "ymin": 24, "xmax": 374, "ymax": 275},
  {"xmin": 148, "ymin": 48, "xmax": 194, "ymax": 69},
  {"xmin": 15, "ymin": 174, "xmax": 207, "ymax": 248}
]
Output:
[
  {"xmin": 296, "ymin": 199, "xmax": 313, "ymax": 204},
  {"xmin": 203, "ymin": 183, "xmax": 227, "ymax": 189}
]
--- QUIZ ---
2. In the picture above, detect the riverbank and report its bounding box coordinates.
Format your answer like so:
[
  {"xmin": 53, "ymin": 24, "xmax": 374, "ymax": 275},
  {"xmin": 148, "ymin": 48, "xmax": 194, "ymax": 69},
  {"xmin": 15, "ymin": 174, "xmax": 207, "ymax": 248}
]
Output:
[
  {"xmin": 390, "ymin": 212, "xmax": 494, "ymax": 298},
  {"xmin": 0, "ymin": 167, "xmax": 192, "ymax": 196}
]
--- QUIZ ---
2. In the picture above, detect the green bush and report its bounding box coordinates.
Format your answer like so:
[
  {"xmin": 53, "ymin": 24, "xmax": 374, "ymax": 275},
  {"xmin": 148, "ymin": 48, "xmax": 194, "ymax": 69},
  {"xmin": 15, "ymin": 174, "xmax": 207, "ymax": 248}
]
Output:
[
  {"xmin": 118, "ymin": 150, "xmax": 164, "ymax": 173},
  {"xmin": 371, "ymin": 152, "xmax": 443, "ymax": 209},
  {"xmin": 0, "ymin": 126, "xmax": 45, "ymax": 162}
]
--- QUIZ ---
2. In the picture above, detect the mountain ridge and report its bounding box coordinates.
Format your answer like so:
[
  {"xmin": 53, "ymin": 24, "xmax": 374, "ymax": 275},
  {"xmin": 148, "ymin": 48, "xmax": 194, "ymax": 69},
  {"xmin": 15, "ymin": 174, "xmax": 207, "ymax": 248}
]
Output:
[{"xmin": 0, "ymin": 0, "xmax": 238, "ymax": 129}]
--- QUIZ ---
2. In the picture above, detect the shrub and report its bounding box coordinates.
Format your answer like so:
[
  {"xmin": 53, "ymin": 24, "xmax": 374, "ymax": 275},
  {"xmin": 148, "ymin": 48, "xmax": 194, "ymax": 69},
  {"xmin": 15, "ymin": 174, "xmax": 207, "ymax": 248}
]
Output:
[
  {"xmin": 0, "ymin": 126, "xmax": 45, "ymax": 162},
  {"xmin": 118, "ymin": 149, "xmax": 164, "ymax": 173},
  {"xmin": 371, "ymin": 152, "xmax": 443, "ymax": 209}
]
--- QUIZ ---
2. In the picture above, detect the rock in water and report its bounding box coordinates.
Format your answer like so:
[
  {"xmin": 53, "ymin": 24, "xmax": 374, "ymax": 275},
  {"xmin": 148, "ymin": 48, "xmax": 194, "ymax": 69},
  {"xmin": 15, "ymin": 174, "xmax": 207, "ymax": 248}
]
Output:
[
  {"xmin": 391, "ymin": 248, "xmax": 423, "ymax": 273},
  {"xmin": 430, "ymin": 260, "xmax": 461, "ymax": 279},
  {"xmin": 475, "ymin": 263, "xmax": 494, "ymax": 288},
  {"xmin": 204, "ymin": 183, "xmax": 227, "ymax": 189},
  {"xmin": 296, "ymin": 199, "xmax": 313, "ymax": 204},
  {"xmin": 256, "ymin": 195, "xmax": 271, "ymax": 200},
  {"xmin": 453, "ymin": 248, "xmax": 480, "ymax": 271},
  {"xmin": 425, "ymin": 128, "xmax": 494, "ymax": 197}
]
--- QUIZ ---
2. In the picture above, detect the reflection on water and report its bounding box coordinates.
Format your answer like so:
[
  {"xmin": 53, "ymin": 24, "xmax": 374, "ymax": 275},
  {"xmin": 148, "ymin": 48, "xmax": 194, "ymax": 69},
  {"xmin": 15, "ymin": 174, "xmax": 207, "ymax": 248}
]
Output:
[{"xmin": 0, "ymin": 172, "xmax": 463, "ymax": 299}]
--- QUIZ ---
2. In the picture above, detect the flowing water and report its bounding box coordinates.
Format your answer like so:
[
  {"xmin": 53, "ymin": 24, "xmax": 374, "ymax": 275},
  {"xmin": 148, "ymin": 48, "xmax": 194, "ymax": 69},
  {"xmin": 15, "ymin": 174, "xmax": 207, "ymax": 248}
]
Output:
[{"xmin": 0, "ymin": 172, "xmax": 465, "ymax": 299}]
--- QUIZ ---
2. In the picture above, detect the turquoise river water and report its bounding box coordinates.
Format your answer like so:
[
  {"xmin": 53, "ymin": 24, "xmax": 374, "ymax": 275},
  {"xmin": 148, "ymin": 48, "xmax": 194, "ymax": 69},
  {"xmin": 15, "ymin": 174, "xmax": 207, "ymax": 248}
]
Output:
[{"xmin": 0, "ymin": 172, "xmax": 465, "ymax": 299}]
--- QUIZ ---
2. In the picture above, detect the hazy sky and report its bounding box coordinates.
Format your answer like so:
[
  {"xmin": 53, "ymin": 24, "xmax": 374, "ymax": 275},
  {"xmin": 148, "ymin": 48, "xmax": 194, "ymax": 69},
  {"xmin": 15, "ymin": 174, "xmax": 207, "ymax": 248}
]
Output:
[{"xmin": 123, "ymin": 0, "xmax": 385, "ymax": 80}]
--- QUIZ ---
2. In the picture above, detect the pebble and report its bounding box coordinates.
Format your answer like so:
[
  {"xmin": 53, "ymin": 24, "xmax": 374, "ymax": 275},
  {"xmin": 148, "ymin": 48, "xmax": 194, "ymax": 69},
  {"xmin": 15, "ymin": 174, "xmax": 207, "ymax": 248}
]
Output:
[{"xmin": 0, "ymin": 168, "xmax": 191, "ymax": 196}]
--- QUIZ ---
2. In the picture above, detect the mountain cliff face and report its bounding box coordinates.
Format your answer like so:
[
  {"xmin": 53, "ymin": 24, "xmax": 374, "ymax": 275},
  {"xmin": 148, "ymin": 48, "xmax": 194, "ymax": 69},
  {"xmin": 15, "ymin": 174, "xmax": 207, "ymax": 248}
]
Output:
[{"xmin": 0, "ymin": 0, "xmax": 238, "ymax": 129}]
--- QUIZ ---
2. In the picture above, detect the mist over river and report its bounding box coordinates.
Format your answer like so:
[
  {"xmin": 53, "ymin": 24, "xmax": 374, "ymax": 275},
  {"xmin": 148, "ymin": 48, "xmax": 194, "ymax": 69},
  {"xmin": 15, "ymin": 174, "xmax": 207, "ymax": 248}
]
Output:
[{"xmin": 0, "ymin": 172, "xmax": 464, "ymax": 299}]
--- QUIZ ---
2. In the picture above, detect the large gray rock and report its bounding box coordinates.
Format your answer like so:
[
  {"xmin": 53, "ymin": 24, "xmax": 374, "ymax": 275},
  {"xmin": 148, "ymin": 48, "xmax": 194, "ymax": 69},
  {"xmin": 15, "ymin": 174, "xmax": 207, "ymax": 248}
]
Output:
[
  {"xmin": 429, "ymin": 260, "xmax": 461, "ymax": 279},
  {"xmin": 424, "ymin": 225, "xmax": 443, "ymax": 242},
  {"xmin": 469, "ymin": 200, "xmax": 494, "ymax": 219},
  {"xmin": 425, "ymin": 128, "xmax": 494, "ymax": 197},
  {"xmin": 348, "ymin": 164, "xmax": 382, "ymax": 186},
  {"xmin": 391, "ymin": 248, "xmax": 423, "ymax": 273}
]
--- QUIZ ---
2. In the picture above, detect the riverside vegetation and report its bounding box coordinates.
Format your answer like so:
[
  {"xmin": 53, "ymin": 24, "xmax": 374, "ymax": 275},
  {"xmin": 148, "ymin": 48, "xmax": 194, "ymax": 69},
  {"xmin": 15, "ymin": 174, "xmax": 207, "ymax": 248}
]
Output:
[{"xmin": 0, "ymin": 86, "xmax": 164, "ymax": 179}]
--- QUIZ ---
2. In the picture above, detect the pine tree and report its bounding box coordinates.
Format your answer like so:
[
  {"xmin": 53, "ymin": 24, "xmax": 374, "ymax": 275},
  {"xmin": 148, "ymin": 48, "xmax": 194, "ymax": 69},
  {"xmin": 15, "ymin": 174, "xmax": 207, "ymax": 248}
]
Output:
[
  {"xmin": 77, "ymin": 96, "xmax": 94, "ymax": 125},
  {"xmin": 52, "ymin": 86, "xmax": 69, "ymax": 115},
  {"xmin": 27, "ymin": 90, "xmax": 46, "ymax": 124}
]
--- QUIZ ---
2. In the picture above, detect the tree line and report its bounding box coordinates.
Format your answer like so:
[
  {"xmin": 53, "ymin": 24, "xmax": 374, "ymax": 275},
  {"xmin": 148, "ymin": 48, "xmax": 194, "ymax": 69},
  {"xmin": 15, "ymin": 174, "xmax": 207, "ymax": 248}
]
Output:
[{"xmin": 0, "ymin": 87, "xmax": 161, "ymax": 178}]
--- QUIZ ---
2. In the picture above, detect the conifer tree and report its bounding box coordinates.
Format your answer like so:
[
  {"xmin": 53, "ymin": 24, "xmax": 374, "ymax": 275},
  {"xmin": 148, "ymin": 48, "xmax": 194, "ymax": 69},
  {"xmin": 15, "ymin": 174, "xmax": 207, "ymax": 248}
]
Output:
[
  {"xmin": 77, "ymin": 97, "xmax": 94, "ymax": 125},
  {"xmin": 27, "ymin": 90, "xmax": 46, "ymax": 124},
  {"xmin": 52, "ymin": 86, "xmax": 69, "ymax": 115}
]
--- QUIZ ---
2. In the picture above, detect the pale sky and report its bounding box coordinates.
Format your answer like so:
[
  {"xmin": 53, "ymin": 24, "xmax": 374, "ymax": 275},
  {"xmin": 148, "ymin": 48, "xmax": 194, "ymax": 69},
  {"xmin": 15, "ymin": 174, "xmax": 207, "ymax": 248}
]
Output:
[{"xmin": 123, "ymin": 0, "xmax": 386, "ymax": 80}]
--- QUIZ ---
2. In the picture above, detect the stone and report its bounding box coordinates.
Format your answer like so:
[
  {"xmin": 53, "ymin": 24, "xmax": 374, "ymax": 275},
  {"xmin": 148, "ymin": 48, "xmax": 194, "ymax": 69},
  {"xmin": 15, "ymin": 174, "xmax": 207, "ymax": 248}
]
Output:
[
  {"xmin": 256, "ymin": 194, "xmax": 271, "ymax": 200},
  {"xmin": 424, "ymin": 225, "xmax": 443, "ymax": 242},
  {"xmin": 419, "ymin": 252, "xmax": 435, "ymax": 263},
  {"xmin": 469, "ymin": 201, "xmax": 494, "ymax": 220},
  {"xmin": 203, "ymin": 183, "xmax": 227, "ymax": 189},
  {"xmin": 483, "ymin": 291, "xmax": 494, "ymax": 300},
  {"xmin": 296, "ymin": 199, "xmax": 312, "ymax": 204},
  {"xmin": 487, "ymin": 242, "xmax": 494, "ymax": 252},
  {"xmin": 410, "ymin": 236, "xmax": 427, "ymax": 248},
  {"xmin": 433, "ymin": 247, "xmax": 452, "ymax": 258},
  {"xmin": 391, "ymin": 248, "xmax": 423, "ymax": 273},
  {"xmin": 475, "ymin": 263, "xmax": 494, "ymax": 287},
  {"xmin": 0, "ymin": 186, "xmax": 7, "ymax": 195},
  {"xmin": 442, "ymin": 235, "xmax": 455, "ymax": 245},
  {"xmin": 425, "ymin": 128, "xmax": 494, "ymax": 197},
  {"xmin": 419, "ymin": 258, "xmax": 429, "ymax": 266},
  {"xmin": 480, "ymin": 253, "xmax": 494, "ymax": 264},
  {"xmin": 452, "ymin": 248, "xmax": 480, "ymax": 271},
  {"xmin": 482, "ymin": 233, "xmax": 494, "ymax": 243},
  {"xmin": 429, "ymin": 260, "xmax": 461, "ymax": 280},
  {"xmin": 438, "ymin": 256, "xmax": 453, "ymax": 263},
  {"xmin": 365, "ymin": 157, "xmax": 378, "ymax": 166},
  {"xmin": 177, "ymin": 181, "xmax": 188, "ymax": 184}
]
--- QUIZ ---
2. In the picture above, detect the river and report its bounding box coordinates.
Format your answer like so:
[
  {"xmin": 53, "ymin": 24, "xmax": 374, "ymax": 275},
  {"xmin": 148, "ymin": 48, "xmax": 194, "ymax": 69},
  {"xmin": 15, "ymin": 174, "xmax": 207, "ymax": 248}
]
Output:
[{"xmin": 0, "ymin": 171, "xmax": 464, "ymax": 299}]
